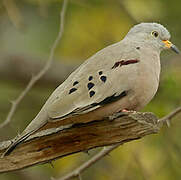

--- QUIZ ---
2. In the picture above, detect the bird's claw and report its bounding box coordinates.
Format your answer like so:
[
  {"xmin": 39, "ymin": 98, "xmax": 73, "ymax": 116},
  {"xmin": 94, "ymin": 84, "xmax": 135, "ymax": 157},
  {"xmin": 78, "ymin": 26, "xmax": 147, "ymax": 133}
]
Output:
[
  {"xmin": 109, "ymin": 109, "xmax": 137, "ymax": 120},
  {"xmin": 121, "ymin": 109, "xmax": 136, "ymax": 113}
]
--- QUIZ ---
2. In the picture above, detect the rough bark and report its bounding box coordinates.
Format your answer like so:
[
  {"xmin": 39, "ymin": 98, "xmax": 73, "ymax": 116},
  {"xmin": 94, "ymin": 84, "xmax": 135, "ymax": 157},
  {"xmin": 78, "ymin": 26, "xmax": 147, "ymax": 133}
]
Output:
[{"xmin": 0, "ymin": 112, "xmax": 161, "ymax": 173}]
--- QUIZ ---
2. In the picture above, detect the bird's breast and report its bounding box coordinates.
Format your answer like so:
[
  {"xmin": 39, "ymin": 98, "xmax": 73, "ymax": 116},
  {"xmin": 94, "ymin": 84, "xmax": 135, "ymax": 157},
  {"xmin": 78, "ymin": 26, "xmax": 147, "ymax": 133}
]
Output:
[{"xmin": 129, "ymin": 52, "xmax": 161, "ymax": 110}]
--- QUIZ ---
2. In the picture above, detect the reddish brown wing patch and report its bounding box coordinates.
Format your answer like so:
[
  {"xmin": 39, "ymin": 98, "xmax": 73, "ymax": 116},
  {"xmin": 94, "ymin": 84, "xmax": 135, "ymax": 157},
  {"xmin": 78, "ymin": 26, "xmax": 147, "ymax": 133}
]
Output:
[{"xmin": 112, "ymin": 59, "xmax": 139, "ymax": 69}]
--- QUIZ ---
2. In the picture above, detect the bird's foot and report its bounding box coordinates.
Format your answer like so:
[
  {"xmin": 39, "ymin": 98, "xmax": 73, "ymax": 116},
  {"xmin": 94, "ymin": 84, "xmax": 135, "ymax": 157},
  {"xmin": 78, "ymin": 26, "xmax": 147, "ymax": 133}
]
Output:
[
  {"xmin": 109, "ymin": 109, "xmax": 136, "ymax": 120},
  {"xmin": 121, "ymin": 109, "xmax": 136, "ymax": 113}
]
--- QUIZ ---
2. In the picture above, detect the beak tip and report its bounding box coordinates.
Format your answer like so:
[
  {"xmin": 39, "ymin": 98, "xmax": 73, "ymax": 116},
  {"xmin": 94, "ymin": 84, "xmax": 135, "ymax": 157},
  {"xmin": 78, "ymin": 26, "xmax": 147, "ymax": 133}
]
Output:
[{"xmin": 171, "ymin": 45, "xmax": 180, "ymax": 54}]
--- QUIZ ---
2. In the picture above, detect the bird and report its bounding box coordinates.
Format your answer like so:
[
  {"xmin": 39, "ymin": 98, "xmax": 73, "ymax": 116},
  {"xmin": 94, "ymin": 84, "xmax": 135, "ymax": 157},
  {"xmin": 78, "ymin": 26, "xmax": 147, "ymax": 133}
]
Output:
[{"xmin": 3, "ymin": 22, "xmax": 179, "ymax": 157}]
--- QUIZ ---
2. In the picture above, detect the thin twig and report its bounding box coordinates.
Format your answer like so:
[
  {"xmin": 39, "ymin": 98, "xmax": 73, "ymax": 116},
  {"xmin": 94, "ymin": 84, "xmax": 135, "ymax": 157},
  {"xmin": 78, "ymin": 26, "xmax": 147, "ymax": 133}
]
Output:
[
  {"xmin": 158, "ymin": 107, "xmax": 181, "ymax": 126},
  {"xmin": 55, "ymin": 144, "xmax": 121, "ymax": 180},
  {"xmin": 0, "ymin": 0, "xmax": 68, "ymax": 129}
]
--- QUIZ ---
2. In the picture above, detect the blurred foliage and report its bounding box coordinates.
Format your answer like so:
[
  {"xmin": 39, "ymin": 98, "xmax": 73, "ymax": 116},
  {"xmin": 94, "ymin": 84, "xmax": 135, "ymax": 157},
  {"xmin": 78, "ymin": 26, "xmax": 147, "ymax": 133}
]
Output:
[{"xmin": 0, "ymin": 0, "xmax": 181, "ymax": 180}]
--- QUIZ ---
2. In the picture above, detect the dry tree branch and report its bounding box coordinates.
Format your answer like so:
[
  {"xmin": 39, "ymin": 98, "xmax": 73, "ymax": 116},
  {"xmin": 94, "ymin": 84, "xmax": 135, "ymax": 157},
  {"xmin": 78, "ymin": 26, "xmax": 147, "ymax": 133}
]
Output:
[
  {"xmin": 0, "ymin": 108, "xmax": 180, "ymax": 174},
  {"xmin": 54, "ymin": 107, "xmax": 181, "ymax": 180},
  {"xmin": 0, "ymin": 0, "xmax": 68, "ymax": 129},
  {"xmin": 0, "ymin": 111, "xmax": 159, "ymax": 173}
]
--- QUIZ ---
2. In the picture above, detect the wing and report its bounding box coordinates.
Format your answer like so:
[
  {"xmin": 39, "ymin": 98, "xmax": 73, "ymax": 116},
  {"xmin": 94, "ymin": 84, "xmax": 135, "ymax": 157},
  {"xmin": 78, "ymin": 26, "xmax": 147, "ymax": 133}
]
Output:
[{"xmin": 46, "ymin": 42, "xmax": 140, "ymax": 120}]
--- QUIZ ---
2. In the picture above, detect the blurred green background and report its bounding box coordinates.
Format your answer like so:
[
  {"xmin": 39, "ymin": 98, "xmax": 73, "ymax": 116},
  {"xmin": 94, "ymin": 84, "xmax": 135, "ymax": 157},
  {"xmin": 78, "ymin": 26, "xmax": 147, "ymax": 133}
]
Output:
[{"xmin": 0, "ymin": 0, "xmax": 181, "ymax": 179}]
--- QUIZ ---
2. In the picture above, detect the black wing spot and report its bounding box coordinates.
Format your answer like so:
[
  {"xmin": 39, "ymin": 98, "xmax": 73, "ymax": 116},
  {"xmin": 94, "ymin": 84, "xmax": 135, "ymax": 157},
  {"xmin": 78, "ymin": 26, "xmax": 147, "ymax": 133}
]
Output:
[
  {"xmin": 87, "ymin": 82, "xmax": 94, "ymax": 90},
  {"xmin": 88, "ymin": 76, "xmax": 93, "ymax": 81},
  {"xmin": 69, "ymin": 88, "xmax": 77, "ymax": 94},
  {"xmin": 89, "ymin": 90, "xmax": 95, "ymax": 97},
  {"xmin": 100, "ymin": 76, "xmax": 107, "ymax": 83},
  {"xmin": 136, "ymin": 47, "xmax": 140, "ymax": 50},
  {"xmin": 73, "ymin": 81, "xmax": 79, "ymax": 86},
  {"xmin": 98, "ymin": 71, "xmax": 103, "ymax": 75}
]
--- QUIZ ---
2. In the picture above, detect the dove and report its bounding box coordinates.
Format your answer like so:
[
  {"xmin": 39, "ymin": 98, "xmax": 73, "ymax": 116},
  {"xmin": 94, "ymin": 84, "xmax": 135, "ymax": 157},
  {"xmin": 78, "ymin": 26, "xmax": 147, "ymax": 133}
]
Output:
[{"xmin": 3, "ymin": 22, "xmax": 179, "ymax": 156}]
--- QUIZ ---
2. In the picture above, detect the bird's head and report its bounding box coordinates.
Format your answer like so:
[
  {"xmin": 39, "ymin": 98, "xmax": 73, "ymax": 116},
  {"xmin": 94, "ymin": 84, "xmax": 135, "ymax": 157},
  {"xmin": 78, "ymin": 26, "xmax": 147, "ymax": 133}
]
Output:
[{"xmin": 126, "ymin": 22, "xmax": 179, "ymax": 54}]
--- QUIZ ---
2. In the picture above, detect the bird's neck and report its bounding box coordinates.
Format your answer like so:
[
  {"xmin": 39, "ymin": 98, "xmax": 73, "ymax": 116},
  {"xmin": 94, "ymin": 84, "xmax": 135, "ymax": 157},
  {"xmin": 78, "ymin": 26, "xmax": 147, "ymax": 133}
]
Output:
[{"xmin": 139, "ymin": 46, "xmax": 161, "ymax": 85}]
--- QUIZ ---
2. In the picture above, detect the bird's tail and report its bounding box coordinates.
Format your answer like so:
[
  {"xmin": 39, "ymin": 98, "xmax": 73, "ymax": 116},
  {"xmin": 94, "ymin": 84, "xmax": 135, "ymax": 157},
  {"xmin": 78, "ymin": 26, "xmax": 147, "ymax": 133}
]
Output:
[{"xmin": 2, "ymin": 131, "xmax": 33, "ymax": 157}]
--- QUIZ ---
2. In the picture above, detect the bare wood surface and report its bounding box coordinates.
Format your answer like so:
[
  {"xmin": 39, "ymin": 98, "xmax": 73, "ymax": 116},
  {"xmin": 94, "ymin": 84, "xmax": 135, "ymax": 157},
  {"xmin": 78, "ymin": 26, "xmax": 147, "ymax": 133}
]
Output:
[{"xmin": 0, "ymin": 112, "xmax": 160, "ymax": 173}]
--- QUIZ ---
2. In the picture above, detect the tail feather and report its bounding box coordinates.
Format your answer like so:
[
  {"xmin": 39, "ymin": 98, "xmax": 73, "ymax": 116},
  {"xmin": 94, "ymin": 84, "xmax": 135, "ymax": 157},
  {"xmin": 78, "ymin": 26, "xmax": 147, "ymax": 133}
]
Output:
[{"xmin": 2, "ymin": 132, "xmax": 32, "ymax": 157}]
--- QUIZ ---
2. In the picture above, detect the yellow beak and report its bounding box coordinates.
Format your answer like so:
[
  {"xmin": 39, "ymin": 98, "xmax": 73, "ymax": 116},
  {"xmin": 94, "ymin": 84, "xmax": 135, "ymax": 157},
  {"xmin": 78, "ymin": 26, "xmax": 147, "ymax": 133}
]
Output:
[
  {"xmin": 162, "ymin": 40, "xmax": 172, "ymax": 48},
  {"xmin": 162, "ymin": 40, "xmax": 180, "ymax": 54}
]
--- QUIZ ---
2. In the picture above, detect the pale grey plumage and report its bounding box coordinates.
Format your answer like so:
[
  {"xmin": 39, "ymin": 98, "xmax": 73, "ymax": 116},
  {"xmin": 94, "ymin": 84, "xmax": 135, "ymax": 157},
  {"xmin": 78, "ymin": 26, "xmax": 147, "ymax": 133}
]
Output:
[{"xmin": 3, "ymin": 22, "xmax": 179, "ymax": 156}]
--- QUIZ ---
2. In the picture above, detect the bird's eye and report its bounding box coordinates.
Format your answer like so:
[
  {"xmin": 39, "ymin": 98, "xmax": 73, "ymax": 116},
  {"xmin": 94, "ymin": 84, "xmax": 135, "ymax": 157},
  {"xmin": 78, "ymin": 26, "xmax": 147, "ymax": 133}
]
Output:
[{"xmin": 151, "ymin": 31, "xmax": 159, "ymax": 38}]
